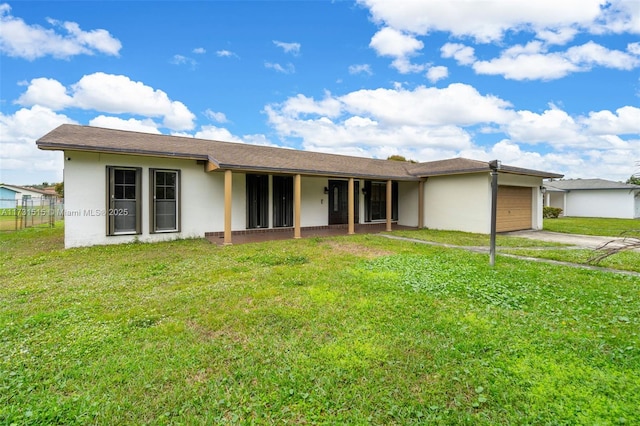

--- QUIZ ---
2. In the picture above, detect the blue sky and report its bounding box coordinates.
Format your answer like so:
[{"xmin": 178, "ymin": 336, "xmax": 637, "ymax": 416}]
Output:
[{"xmin": 1, "ymin": 0, "xmax": 639, "ymax": 185}]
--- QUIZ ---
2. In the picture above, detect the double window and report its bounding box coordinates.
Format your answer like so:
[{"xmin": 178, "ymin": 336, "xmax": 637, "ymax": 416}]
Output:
[{"xmin": 106, "ymin": 167, "xmax": 180, "ymax": 236}]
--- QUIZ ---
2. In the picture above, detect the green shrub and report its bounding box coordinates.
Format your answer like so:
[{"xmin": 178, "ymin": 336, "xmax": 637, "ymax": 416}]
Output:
[{"xmin": 543, "ymin": 206, "xmax": 563, "ymax": 218}]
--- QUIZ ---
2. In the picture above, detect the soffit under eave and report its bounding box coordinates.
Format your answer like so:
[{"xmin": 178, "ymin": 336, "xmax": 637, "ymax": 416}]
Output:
[
  {"xmin": 414, "ymin": 169, "xmax": 562, "ymax": 179},
  {"xmin": 212, "ymin": 165, "xmax": 421, "ymax": 181},
  {"xmin": 37, "ymin": 143, "xmax": 211, "ymax": 163}
]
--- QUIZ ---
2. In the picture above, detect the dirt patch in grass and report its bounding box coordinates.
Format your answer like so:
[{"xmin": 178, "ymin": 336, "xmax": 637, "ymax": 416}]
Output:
[
  {"xmin": 323, "ymin": 240, "xmax": 394, "ymax": 259},
  {"xmin": 186, "ymin": 319, "xmax": 248, "ymax": 344}
]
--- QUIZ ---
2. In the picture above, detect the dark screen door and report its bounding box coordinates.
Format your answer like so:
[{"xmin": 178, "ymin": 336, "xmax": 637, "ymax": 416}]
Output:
[{"xmin": 328, "ymin": 180, "xmax": 359, "ymax": 225}]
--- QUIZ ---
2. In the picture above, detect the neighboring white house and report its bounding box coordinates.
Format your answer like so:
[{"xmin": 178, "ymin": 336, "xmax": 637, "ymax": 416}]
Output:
[
  {"xmin": 0, "ymin": 184, "xmax": 56, "ymax": 208},
  {"xmin": 37, "ymin": 124, "xmax": 563, "ymax": 248},
  {"xmin": 545, "ymin": 179, "xmax": 640, "ymax": 219}
]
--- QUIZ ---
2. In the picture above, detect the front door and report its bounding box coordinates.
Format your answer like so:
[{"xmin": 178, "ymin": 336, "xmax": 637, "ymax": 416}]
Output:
[{"xmin": 328, "ymin": 180, "xmax": 359, "ymax": 225}]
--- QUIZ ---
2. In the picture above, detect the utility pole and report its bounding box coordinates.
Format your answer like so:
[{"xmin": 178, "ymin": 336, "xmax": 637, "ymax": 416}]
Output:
[{"xmin": 489, "ymin": 160, "xmax": 501, "ymax": 267}]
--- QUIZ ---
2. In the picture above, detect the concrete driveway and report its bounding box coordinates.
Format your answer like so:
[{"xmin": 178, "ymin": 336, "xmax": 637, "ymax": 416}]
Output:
[{"xmin": 503, "ymin": 230, "xmax": 635, "ymax": 250}]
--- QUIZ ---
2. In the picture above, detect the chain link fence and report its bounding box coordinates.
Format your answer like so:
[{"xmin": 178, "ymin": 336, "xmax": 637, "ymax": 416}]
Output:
[{"xmin": 0, "ymin": 197, "xmax": 64, "ymax": 231}]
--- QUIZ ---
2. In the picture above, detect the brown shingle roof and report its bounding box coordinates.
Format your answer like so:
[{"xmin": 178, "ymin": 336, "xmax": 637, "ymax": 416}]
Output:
[
  {"xmin": 408, "ymin": 157, "xmax": 563, "ymax": 179},
  {"xmin": 546, "ymin": 178, "xmax": 640, "ymax": 191},
  {"xmin": 37, "ymin": 124, "xmax": 417, "ymax": 180},
  {"xmin": 36, "ymin": 124, "xmax": 563, "ymax": 180}
]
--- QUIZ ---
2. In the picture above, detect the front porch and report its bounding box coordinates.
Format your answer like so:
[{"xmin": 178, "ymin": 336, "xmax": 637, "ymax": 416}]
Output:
[{"xmin": 205, "ymin": 223, "xmax": 417, "ymax": 245}]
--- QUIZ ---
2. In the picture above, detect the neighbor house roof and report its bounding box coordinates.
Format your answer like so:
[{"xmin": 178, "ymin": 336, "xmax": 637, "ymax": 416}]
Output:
[
  {"xmin": 545, "ymin": 178, "xmax": 640, "ymax": 191},
  {"xmin": 0, "ymin": 184, "xmax": 51, "ymax": 196},
  {"xmin": 0, "ymin": 185, "xmax": 20, "ymax": 194},
  {"xmin": 37, "ymin": 124, "xmax": 563, "ymax": 180}
]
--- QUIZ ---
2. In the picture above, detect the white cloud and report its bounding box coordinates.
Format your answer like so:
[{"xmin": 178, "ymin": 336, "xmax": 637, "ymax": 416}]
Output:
[
  {"xmin": 338, "ymin": 84, "xmax": 514, "ymax": 126},
  {"xmin": 369, "ymin": 27, "xmax": 426, "ymax": 73},
  {"xmin": 16, "ymin": 73, "xmax": 196, "ymax": 131},
  {"xmin": 369, "ymin": 27, "xmax": 423, "ymax": 57},
  {"xmin": 273, "ymin": 40, "xmax": 301, "ymax": 55},
  {"xmin": 535, "ymin": 27, "xmax": 579, "ymax": 45},
  {"xmin": 278, "ymin": 93, "xmax": 343, "ymax": 118},
  {"xmin": 426, "ymin": 66, "xmax": 448, "ymax": 83},
  {"xmin": 265, "ymin": 83, "xmax": 639, "ymax": 181},
  {"xmin": 194, "ymin": 125, "xmax": 243, "ymax": 142},
  {"xmin": 473, "ymin": 49, "xmax": 580, "ymax": 81},
  {"xmin": 16, "ymin": 77, "xmax": 73, "ymax": 110},
  {"xmin": 192, "ymin": 47, "xmax": 206, "ymax": 54},
  {"xmin": 471, "ymin": 41, "xmax": 638, "ymax": 80},
  {"xmin": 216, "ymin": 50, "xmax": 237, "ymax": 58},
  {"xmin": 171, "ymin": 54, "xmax": 197, "ymax": 67},
  {"xmin": 0, "ymin": 106, "xmax": 75, "ymax": 183},
  {"xmin": 348, "ymin": 64, "xmax": 373, "ymax": 75},
  {"xmin": 265, "ymin": 83, "xmax": 517, "ymax": 156},
  {"xmin": 204, "ymin": 109, "xmax": 228, "ymax": 123},
  {"xmin": 582, "ymin": 106, "xmax": 640, "ymax": 135},
  {"xmin": 506, "ymin": 107, "xmax": 585, "ymax": 145},
  {"xmin": 265, "ymin": 62, "xmax": 295, "ymax": 74},
  {"xmin": 565, "ymin": 41, "xmax": 639, "ymax": 69},
  {"xmin": 0, "ymin": 3, "xmax": 121, "ymax": 60},
  {"xmin": 440, "ymin": 43, "xmax": 476, "ymax": 65},
  {"xmin": 358, "ymin": 0, "xmax": 631, "ymax": 43},
  {"xmin": 360, "ymin": 0, "xmax": 640, "ymax": 81},
  {"xmin": 88, "ymin": 116, "xmax": 161, "ymax": 134}
]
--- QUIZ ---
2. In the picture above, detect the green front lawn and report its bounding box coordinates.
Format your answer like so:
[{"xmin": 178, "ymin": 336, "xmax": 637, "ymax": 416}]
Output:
[
  {"xmin": 1, "ymin": 226, "xmax": 639, "ymax": 424},
  {"xmin": 544, "ymin": 216, "xmax": 640, "ymax": 237}
]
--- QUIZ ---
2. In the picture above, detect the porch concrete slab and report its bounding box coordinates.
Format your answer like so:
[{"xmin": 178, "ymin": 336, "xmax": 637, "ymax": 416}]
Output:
[{"xmin": 206, "ymin": 224, "xmax": 417, "ymax": 245}]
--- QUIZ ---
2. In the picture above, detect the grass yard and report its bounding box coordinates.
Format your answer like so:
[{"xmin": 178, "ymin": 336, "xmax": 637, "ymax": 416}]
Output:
[
  {"xmin": 0, "ymin": 206, "xmax": 58, "ymax": 231},
  {"xmin": 1, "ymin": 225, "xmax": 639, "ymax": 424},
  {"xmin": 544, "ymin": 216, "xmax": 640, "ymax": 237}
]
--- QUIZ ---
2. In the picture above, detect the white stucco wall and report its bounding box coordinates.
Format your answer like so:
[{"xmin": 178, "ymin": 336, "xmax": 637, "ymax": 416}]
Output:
[
  {"xmin": 564, "ymin": 189, "xmax": 639, "ymax": 219},
  {"xmin": 546, "ymin": 192, "xmax": 566, "ymax": 212},
  {"xmin": 62, "ymin": 153, "xmax": 349, "ymax": 247},
  {"xmin": 300, "ymin": 176, "xmax": 331, "ymax": 227},
  {"xmin": 398, "ymin": 181, "xmax": 419, "ymax": 227},
  {"xmin": 424, "ymin": 174, "xmax": 491, "ymax": 233},
  {"xmin": 63, "ymin": 151, "xmax": 222, "ymax": 248},
  {"xmin": 423, "ymin": 172, "xmax": 544, "ymax": 234}
]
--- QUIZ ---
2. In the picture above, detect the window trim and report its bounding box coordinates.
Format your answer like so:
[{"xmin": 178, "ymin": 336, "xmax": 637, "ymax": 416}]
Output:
[
  {"xmin": 149, "ymin": 168, "xmax": 181, "ymax": 234},
  {"xmin": 106, "ymin": 166, "xmax": 142, "ymax": 236}
]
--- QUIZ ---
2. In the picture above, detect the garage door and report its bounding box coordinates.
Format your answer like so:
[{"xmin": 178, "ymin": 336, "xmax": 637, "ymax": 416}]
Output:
[{"xmin": 497, "ymin": 186, "xmax": 532, "ymax": 232}]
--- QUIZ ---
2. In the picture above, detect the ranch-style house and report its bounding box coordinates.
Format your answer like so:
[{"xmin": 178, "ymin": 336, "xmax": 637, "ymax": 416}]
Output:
[{"xmin": 37, "ymin": 124, "xmax": 563, "ymax": 248}]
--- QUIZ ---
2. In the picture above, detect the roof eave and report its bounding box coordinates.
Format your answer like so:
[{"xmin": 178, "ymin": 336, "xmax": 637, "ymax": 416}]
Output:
[
  {"xmin": 500, "ymin": 167, "xmax": 564, "ymax": 179},
  {"xmin": 37, "ymin": 141, "xmax": 214, "ymax": 163},
  {"xmin": 216, "ymin": 164, "xmax": 421, "ymax": 181}
]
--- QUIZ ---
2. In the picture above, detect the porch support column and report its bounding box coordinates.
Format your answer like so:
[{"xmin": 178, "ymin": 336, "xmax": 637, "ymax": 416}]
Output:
[
  {"xmin": 223, "ymin": 170, "xmax": 233, "ymax": 245},
  {"xmin": 418, "ymin": 180, "xmax": 425, "ymax": 229},
  {"xmin": 386, "ymin": 179, "xmax": 393, "ymax": 232},
  {"xmin": 348, "ymin": 177, "xmax": 355, "ymax": 235},
  {"xmin": 294, "ymin": 174, "xmax": 301, "ymax": 239}
]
